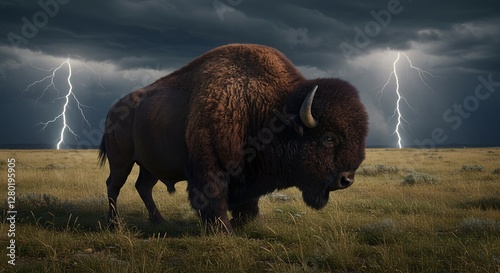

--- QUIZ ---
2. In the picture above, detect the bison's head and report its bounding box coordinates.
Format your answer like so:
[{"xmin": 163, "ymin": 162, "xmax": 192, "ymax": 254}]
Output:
[{"xmin": 286, "ymin": 79, "xmax": 368, "ymax": 209}]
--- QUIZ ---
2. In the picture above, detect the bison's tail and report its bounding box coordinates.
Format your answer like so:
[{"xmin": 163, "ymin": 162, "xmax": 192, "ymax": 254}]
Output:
[{"xmin": 98, "ymin": 136, "xmax": 107, "ymax": 167}]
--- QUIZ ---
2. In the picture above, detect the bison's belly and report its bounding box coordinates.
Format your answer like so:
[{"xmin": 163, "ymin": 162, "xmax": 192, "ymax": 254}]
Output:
[
  {"xmin": 132, "ymin": 109, "xmax": 189, "ymax": 180},
  {"xmin": 228, "ymin": 174, "xmax": 287, "ymax": 206},
  {"xmin": 133, "ymin": 135, "xmax": 188, "ymax": 182}
]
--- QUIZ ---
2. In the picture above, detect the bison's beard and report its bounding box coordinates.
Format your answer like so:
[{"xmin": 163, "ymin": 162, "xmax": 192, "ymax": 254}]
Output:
[{"xmin": 301, "ymin": 189, "xmax": 330, "ymax": 210}]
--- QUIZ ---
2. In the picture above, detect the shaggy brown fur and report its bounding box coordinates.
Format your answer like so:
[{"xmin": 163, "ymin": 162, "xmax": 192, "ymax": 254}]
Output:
[{"xmin": 99, "ymin": 44, "xmax": 368, "ymax": 232}]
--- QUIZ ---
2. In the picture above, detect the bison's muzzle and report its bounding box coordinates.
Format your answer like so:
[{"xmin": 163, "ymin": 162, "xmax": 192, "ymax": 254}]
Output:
[
  {"xmin": 302, "ymin": 171, "xmax": 355, "ymax": 210},
  {"xmin": 329, "ymin": 171, "xmax": 355, "ymax": 191},
  {"xmin": 302, "ymin": 172, "xmax": 354, "ymax": 210}
]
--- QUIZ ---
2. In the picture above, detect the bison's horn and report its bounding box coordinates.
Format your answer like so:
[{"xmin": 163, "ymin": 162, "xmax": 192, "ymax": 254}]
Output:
[{"xmin": 300, "ymin": 85, "xmax": 319, "ymax": 128}]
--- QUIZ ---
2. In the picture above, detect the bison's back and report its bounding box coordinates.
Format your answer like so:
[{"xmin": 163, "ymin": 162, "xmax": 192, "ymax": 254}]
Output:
[
  {"xmin": 101, "ymin": 81, "xmax": 189, "ymax": 182},
  {"xmin": 165, "ymin": 44, "xmax": 304, "ymax": 97}
]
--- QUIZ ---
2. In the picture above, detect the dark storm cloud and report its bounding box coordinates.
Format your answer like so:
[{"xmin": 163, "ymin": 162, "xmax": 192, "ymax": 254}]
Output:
[
  {"xmin": 0, "ymin": 0, "xmax": 499, "ymax": 147},
  {"xmin": 2, "ymin": 0, "xmax": 499, "ymax": 70}
]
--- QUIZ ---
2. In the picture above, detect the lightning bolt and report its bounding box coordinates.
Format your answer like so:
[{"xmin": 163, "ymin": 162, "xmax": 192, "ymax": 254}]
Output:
[
  {"xmin": 23, "ymin": 61, "xmax": 65, "ymax": 103},
  {"xmin": 402, "ymin": 53, "xmax": 440, "ymax": 92},
  {"xmin": 23, "ymin": 57, "xmax": 93, "ymax": 149},
  {"xmin": 378, "ymin": 52, "xmax": 439, "ymax": 148},
  {"xmin": 81, "ymin": 62, "xmax": 105, "ymax": 90}
]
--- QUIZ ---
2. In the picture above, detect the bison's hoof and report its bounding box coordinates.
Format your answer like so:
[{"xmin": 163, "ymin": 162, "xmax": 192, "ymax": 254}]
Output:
[{"xmin": 151, "ymin": 216, "xmax": 166, "ymax": 225}]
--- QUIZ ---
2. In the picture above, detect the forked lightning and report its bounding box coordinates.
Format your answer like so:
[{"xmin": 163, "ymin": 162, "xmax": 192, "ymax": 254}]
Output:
[
  {"xmin": 23, "ymin": 58, "xmax": 91, "ymax": 149},
  {"xmin": 378, "ymin": 52, "xmax": 439, "ymax": 148}
]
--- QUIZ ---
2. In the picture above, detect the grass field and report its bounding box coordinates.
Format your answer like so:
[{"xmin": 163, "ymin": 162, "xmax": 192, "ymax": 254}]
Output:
[{"xmin": 1, "ymin": 148, "xmax": 500, "ymax": 272}]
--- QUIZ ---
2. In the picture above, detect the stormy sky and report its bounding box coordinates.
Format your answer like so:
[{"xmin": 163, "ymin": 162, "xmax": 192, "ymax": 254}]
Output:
[{"xmin": 0, "ymin": 0, "xmax": 499, "ymax": 148}]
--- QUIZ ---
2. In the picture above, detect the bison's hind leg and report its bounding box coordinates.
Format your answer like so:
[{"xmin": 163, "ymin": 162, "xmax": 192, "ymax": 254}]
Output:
[
  {"xmin": 160, "ymin": 179, "xmax": 177, "ymax": 194},
  {"xmin": 107, "ymin": 164, "xmax": 134, "ymax": 230},
  {"xmin": 135, "ymin": 167, "xmax": 166, "ymax": 224}
]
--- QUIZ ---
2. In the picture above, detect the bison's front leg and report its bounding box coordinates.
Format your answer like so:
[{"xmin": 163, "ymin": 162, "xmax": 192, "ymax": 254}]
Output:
[
  {"xmin": 187, "ymin": 167, "xmax": 233, "ymax": 233},
  {"xmin": 230, "ymin": 198, "xmax": 259, "ymax": 227}
]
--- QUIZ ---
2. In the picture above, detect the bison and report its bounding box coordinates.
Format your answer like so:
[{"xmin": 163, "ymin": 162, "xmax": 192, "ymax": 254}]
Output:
[{"xmin": 98, "ymin": 43, "xmax": 368, "ymax": 233}]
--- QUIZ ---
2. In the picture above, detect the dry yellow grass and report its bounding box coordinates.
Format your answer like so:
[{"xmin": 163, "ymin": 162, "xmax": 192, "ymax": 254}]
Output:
[{"xmin": 1, "ymin": 148, "xmax": 499, "ymax": 272}]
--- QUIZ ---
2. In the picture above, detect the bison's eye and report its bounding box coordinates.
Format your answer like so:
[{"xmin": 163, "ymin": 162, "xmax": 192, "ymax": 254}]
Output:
[{"xmin": 320, "ymin": 132, "xmax": 341, "ymax": 147}]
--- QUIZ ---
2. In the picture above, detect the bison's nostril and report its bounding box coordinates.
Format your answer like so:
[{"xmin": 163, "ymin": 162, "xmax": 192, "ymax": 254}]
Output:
[{"xmin": 340, "ymin": 176, "xmax": 353, "ymax": 188}]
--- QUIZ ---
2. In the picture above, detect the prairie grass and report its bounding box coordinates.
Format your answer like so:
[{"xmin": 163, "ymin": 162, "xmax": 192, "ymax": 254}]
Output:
[
  {"xmin": 461, "ymin": 164, "xmax": 486, "ymax": 172},
  {"xmin": 1, "ymin": 148, "xmax": 500, "ymax": 272},
  {"xmin": 401, "ymin": 172, "xmax": 438, "ymax": 185}
]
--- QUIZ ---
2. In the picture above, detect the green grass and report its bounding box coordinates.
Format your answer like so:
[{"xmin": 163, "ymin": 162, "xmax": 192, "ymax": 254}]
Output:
[{"xmin": 1, "ymin": 148, "xmax": 500, "ymax": 272}]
